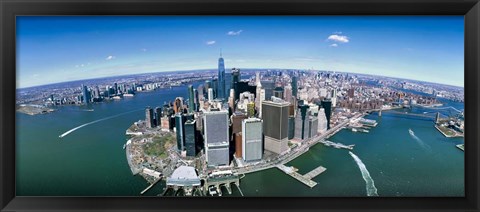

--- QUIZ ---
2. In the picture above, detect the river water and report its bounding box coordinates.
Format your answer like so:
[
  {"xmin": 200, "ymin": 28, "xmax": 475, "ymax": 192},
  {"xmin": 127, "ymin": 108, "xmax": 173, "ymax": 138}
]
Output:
[{"xmin": 16, "ymin": 84, "xmax": 464, "ymax": 197}]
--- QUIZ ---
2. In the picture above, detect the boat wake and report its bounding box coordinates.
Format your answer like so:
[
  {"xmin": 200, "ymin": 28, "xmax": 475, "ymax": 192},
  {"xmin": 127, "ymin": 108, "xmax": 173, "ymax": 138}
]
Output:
[
  {"xmin": 408, "ymin": 129, "xmax": 431, "ymax": 151},
  {"xmin": 349, "ymin": 151, "xmax": 379, "ymax": 196},
  {"xmin": 59, "ymin": 109, "xmax": 143, "ymax": 138}
]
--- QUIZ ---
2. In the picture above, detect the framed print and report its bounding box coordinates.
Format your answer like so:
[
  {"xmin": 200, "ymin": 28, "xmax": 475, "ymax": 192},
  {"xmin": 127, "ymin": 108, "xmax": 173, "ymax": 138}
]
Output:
[{"xmin": 1, "ymin": 0, "xmax": 479, "ymax": 211}]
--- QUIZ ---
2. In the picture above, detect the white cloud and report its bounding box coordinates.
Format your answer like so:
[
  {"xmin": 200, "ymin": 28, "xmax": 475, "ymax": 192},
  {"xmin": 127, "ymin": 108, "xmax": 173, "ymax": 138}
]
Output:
[
  {"xmin": 106, "ymin": 55, "xmax": 116, "ymax": 60},
  {"xmin": 206, "ymin": 40, "xmax": 216, "ymax": 45},
  {"xmin": 327, "ymin": 34, "xmax": 349, "ymax": 43},
  {"xmin": 227, "ymin": 30, "xmax": 243, "ymax": 36},
  {"xmin": 330, "ymin": 43, "xmax": 338, "ymax": 47}
]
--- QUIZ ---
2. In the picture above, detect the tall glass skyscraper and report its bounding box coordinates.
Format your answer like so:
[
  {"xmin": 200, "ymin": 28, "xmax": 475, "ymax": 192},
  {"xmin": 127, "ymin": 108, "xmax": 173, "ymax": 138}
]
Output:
[
  {"xmin": 187, "ymin": 85, "xmax": 194, "ymax": 113},
  {"xmin": 217, "ymin": 53, "xmax": 226, "ymax": 100}
]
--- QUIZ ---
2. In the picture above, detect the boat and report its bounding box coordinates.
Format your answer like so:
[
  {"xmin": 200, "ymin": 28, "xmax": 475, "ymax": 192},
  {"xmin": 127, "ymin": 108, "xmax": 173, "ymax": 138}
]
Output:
[
  {"xmin": 409, "ymin": 128, "xmax": 415, "ymax": 136},
  {"xmin": 208, "ymin": 186, "xmax": 217, "ymax": 196},
  {"xmin": 85, "ymin": 109, "xmax": 94, "ymax": 112},
  {"xmin": 123, "ymin": 144, "xmax": 126, "ymax": 149},
  {"xmin": 351, "ymin": 128, "xmax": 358, "ymax": 132}
]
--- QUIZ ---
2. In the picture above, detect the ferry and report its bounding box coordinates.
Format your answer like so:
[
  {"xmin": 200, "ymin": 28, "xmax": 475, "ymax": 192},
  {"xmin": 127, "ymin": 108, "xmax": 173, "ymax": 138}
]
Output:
[{"xmin": 409, "ymin": 128, "xmax": 415, "ymax": 136}]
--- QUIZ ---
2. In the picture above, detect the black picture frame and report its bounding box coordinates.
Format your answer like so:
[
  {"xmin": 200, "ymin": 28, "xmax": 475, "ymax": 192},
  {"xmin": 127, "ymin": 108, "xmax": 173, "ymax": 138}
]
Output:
[{"xmin": 1, "ymin": 0, "xmax": 479, "ymax": 211}]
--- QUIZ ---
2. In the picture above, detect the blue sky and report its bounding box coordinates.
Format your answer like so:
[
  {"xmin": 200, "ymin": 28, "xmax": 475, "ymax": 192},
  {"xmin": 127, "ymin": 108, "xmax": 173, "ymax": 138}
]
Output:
[{"xmin": 16, "ymin": 16, "xmax": 464, "ymax": 88}]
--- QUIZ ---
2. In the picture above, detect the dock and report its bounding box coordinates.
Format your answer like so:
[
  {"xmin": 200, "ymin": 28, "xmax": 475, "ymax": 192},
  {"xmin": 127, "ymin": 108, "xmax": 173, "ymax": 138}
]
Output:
[
  {"xmin": 276, "ymin": 164, "xmax": 327, "ymax": 188},
  {"xmin": 456, "ymin": 144, "xmax": 464, "ymax": 151},
  {"xmin": 303, "ymin": 166, "xmax": 327, "ymax": 180},
  {"xmin": 140, "ymin": 177, "xmax": 162, "ymax": 195}
]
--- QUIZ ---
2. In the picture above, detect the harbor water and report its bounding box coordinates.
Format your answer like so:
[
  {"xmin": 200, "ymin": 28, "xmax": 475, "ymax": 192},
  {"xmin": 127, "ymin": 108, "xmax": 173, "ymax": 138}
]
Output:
[{"xmin": 16, "ymin": 84, "xmax": 464, "ymax": 196}]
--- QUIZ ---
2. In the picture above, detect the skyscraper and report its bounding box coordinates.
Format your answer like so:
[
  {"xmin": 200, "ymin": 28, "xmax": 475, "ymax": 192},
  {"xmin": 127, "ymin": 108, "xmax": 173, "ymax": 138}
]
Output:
[
  {"xmin": 273, "ymin": 87, "xmax": 284, "ymax": 99},
  {"xmin": 203, "ymin": 110, "xmax": 230, "ymax": 166},
  {"xmin": 321, "ymin": 98, "xmax": 332, "ymax": 130},
  {"xmin": 261, "ymin": 80, "xmax": 275, "ymax": 101},
  {"xmin": 291, "ymin": 76, "xmax": 298, "ymax": 98},
  {"xmin": 262, "ymin": 99, "xmax": 290, "ymax": 154},
  {"xmin": 212, "ymin": 78, "xmax": 218, "ymax": 99},
  {"xmin": 188, "ymin": 85, "xmax": 195, "ymax": 113},
  {"xmin": 309, "ymin": 116, "xmax": 318, "ymax": 138},
  {"xmin": 208, "ymin": 88, "xmax": 214, "ymax": 103},
  {"xmin": 294, "ymin": 105, "xmax": 310, "ymax": 140},
  {"xmin": 217, "ymin": 53, "xmax": 226, "ymax": 100},
  {"xmin": 242, "ymin": 118, "xmax": 263, "ymax": 162},
  {"xmin": 193, "ymin": 88, "xmax": 199, "ymax": 112},
  {"xmin": 231, "ymin": 68, "xmax": 240, "ymax": 90},
  {"xmin": 175, "ymin": 113, "xmax": 185, "ymax": 151},
  {"xmin": 81, "ymin": 84, "xmax": 90, "ymax": 104},
  {"xmin": 317, "ymin": 108, "xmax": 328, "ymax": 134},
  {"xmin": 174, "ymin": 97, "xmax": 184, "ymax": 114},
  {"xmin": 185, "ymin": 119, "xmax": 197, "ymax": 156},
  {"xmin": 247, "ymin": 102, "xmax": 255, "ymax": 118},
  {"xmin": 155, "ymin": 107, "xmax": 162, "ymax": 127},
  {"xmin": 145, "ymin": 107, "xmax": 154, "ymax": 128}
]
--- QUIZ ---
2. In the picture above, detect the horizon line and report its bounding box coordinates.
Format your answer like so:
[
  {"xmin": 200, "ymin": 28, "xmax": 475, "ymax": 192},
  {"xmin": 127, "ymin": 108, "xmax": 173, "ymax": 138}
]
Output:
[{"xmin": 17, "ymin": 68, "xmax": 465, "ymax": 90}]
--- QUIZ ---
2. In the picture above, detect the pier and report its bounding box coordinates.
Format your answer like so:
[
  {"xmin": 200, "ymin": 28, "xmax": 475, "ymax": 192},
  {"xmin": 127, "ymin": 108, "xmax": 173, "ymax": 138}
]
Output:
[
  {"xmin": 303, "ymin": 166, "xmax": 327, "ymax": 180},
  {"xmin": 140, "ymin": 177, "xmax": 162, "ymax": 195},
  {"xmin": 276, "ymin": 164, "xmax": 327, "ymax": 188},
  {"xmin": 204, "ymin": 175, "xmax": 240, "ymax": 196}
]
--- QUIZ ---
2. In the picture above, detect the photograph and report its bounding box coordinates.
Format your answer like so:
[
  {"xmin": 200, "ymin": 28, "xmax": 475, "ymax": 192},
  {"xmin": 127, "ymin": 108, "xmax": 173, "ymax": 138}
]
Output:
[{"xmin": 15, "ymin": 16, "xmax": 465, "ymax": 197}]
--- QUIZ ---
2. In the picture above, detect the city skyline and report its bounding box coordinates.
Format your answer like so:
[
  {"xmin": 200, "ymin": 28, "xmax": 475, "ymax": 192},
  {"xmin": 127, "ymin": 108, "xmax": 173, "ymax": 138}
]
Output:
[{"xmin": 17, "ymin": 16, "xmax": 464, "ymax": 88}]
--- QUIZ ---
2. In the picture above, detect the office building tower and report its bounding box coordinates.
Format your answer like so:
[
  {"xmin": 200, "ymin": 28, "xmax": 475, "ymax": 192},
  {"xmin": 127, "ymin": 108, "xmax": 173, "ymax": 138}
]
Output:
[
  {"xmin": 188, "ymin": 85, "xmax": 195, "ymax": 113},
  {"xmin": 237, "ymin": 91, "xmax": 255, "ymax": 113},
  {"xmin": 204, "ymin": 80, "xmax": 212, "ymax": 97},
  {"xmin": 247, "ymin": 102, "xmax": 255, "ymax": 118},
  {"xmin": 185, "ymin": 120, "xmax": 197, "ymax": 156},
  {"xmin": 273, "ymin": 87, "xmax": 284, "ymax": 99},
  {"xmin": 284, "ymin": 85, "xmax": 293, "ymax": 103},
  {"xmin": 231, "ymin": 68, "xmax": 240, "ymax": 90},
  {"xmin": 258, "ymin": 89, "xmax": 266, "ymax": 118},
  {"xmin": 321, "ymin": 98, "xmax": 332, "ymax": 130},
  {"xmin": 291, "ymin": 76, "xmax": 298, "ymax": 98},
  {"xmin": 262, "ymin": 100, "xmax": 290, "ymax": 154},
  {"xmin": 174, "ymin": 97, "xmax": 184, "ymax": 114},
  {"xmin": 294, "ymin": 105, "xmax": 310, "ymax": 140},
  {"xmin": 331, "ymin": 89, "xmax": 337, "ymax": 107},
  {"xmin": 317, "ymin": 108, "xmax": 328, "ymax": 134},
  {"xmin": 203, "ymin": 110, "xmax": 230, "ymax": 166},
  {"xmin": 175, "ymin": 113, "xmax": 185, "ymax": 151},
  {"xmin": 234, "ymin": 81, "xmax": 256, "ymax": 100},
  {"xmin": 194, "ymin": 88, "xmax": 199, "ymax": 112},
  {"xmin": 208, "ymin": 88, "xmax": 214, "ymax": 103},
  {"xmin": 228, "ymin": 89, "xmax": 235, "ymax": 112},
  {"xmin": 235, "ymin": 133, "xmax": 243, "ymax": 159},
  {"xmin": 288, "ymin": 116, "xmax": 295, "ymax": 140},
  {"xmin": 161, "ymin": 116, "xmax": 170, "ymax": 131},
  {"xmin": 145, "ymin": 107, "xmax": 154, "ymax": 128},
  {"xmin": 261, "ymin": 80, "xmax": 275, "ymax": 100},
  {"xmin": 232, "ymin": 111, "xmax": 247, "ymax": 136},
  {"xmin": 242, "ymin": 118, "xmax": 263, "ymax": 162},
  {"xmin": 114, "ymin": 82, "xmax": 118, "ymax": 95},
  {"xmin": 155, "ymin": 107, "xmax": 162, "ymax": 127},
  {"xmin": 212, "ymin": 78, "xmax": 218, "ymax": 99},
  {"xmin": 309, "ymin": 116, "xmax": 318, "ymax": 138},
  {"xmin": 217, "ymin": 53, "xmax": 226, "ymax": 100},
  {"xmin": 81, "ymin": 84, "xmax": 90, "ymax": 104}
]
